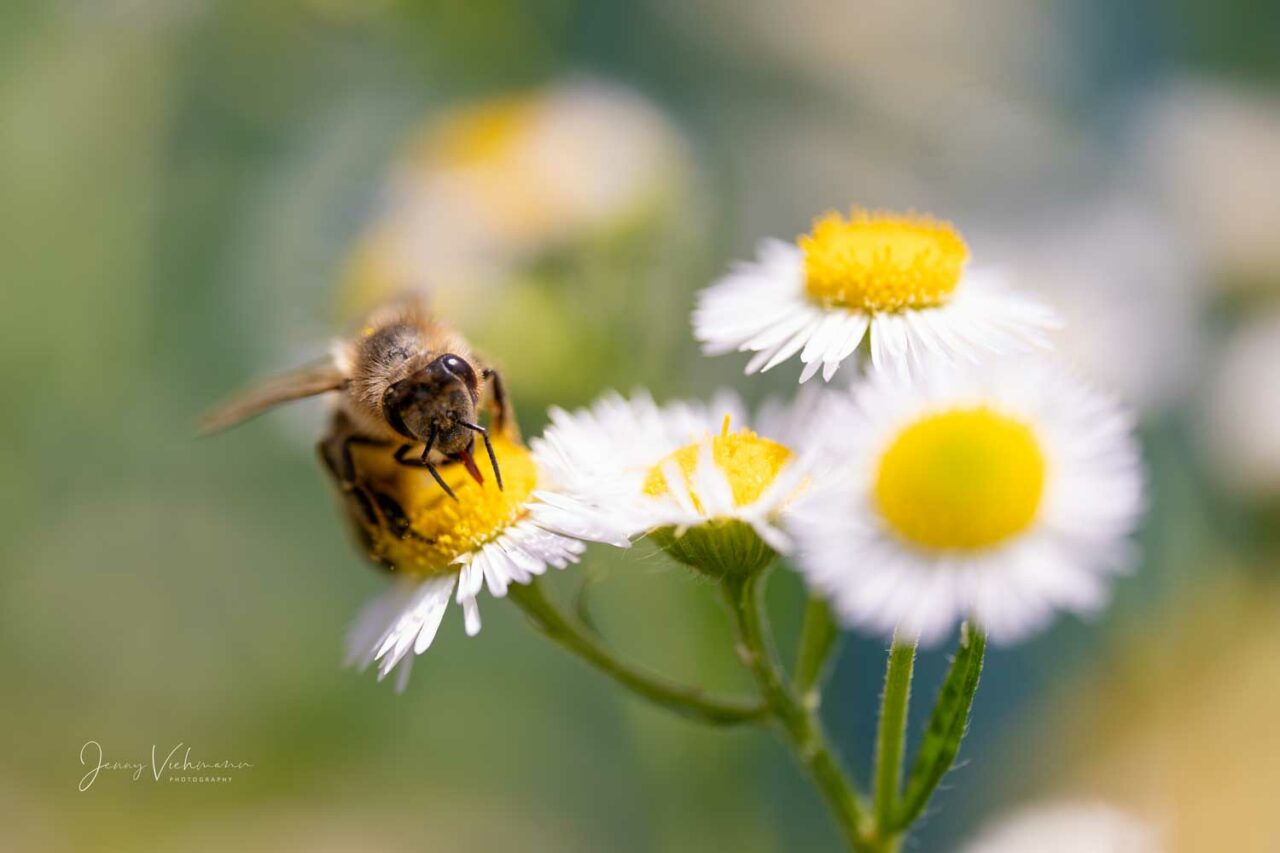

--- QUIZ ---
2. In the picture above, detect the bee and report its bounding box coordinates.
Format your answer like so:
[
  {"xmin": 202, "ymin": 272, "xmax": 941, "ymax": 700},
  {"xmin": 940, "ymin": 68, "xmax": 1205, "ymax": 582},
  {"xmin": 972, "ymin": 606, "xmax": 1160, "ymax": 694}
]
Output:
[{"xmin": 200, "ymin": 295, "xmax": 513, "ymax": 564}]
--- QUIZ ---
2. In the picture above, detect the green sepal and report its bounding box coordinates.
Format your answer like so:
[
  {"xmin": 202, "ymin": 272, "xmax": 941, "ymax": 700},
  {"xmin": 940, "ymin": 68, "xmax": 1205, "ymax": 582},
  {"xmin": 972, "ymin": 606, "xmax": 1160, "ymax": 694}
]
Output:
[{"xmin": 649, "ymin": 520, "xmax": 775, "ymax": 579}]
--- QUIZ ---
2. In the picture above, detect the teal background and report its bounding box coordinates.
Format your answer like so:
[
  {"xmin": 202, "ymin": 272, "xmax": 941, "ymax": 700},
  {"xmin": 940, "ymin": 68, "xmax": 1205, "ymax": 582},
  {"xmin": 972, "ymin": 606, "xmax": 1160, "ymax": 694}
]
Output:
[{"xmin": 2, "ymin": 1, "xmax": 1278, "ymax": 850}]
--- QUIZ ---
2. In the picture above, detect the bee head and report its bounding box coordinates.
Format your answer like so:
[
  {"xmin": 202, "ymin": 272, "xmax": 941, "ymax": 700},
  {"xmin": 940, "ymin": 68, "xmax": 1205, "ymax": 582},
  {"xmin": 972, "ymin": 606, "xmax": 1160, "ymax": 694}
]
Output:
[{"xmin": 381, "ymin": 353, "xmax": 480, "ymax": 455}]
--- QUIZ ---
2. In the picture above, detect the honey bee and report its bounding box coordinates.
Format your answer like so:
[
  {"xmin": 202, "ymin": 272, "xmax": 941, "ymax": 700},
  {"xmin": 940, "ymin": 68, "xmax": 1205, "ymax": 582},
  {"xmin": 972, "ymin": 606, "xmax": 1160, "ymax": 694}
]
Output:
[{"xmin": 200, "ymin": 294, "xmax": 513, "ymax": 564}]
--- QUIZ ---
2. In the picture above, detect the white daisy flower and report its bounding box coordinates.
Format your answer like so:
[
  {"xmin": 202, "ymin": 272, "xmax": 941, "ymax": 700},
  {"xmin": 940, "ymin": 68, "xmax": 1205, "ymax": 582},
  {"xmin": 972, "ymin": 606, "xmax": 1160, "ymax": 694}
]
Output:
[
  {"xmin": 532, "ymin": 390, "xmax": 821, "ymax": 577},
  {"xmin": 788, "ymin": 361, "xmax": 1144, "ymax": 645},
  {"xmin": 961, "ymin": 801, "xmax": 1163, "ymax": 853},
  {"xmin": 693, "ymin": 209, "xmax": 1059, "ymax": 381},
  {"xmin": 344, "ymin": 435, "xmax": 627, "ymax": 691}
]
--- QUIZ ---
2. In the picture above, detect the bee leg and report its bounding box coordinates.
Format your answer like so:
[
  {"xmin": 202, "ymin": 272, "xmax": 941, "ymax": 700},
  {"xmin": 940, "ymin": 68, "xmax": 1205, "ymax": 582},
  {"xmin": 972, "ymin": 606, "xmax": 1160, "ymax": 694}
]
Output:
[
  {"xmin": 325, "ymin": 432, "xmax": 425, "ymax": 537},
  {"xmin": 360, "ymin": 484, "xmax": 432, "ymax": 545},
  {"xmin": 335, "ymin": 433, "xmax": 431, "ymax": 539},
  {"xmin": 319, "ymin": 438, "xmax": 377, "ymax": 522},
  {"xmin": 346, "ymin": 510, "xmax": 396, "ymax": 572},
  {"xmin": 317, "ymin": 439, "xmax": 395, "ymax": 571},
  {"xmin": 339, "ymin": 434, "xmax": 389, "ymax": 483},
  {"xmin": 394, "ymin": 439, "xmax": 459, "ymax": 502},
  {"xmin": 347, "ymin": 484, "xmax": 382, "ymax": 529},
  {"xmin": 481, "ymin": 367, "xmax": 515, "ymax": 437},
  {"xmin": 371, "ymin": 491, "xmax": 418, "ymax": 541},
  {"xmin": 332, "ymin": 438, "xmax": 431, "ymax": 542},
  {"xmin": 461, "ymin": 422, "xmax": 503, "ymax": 491}
]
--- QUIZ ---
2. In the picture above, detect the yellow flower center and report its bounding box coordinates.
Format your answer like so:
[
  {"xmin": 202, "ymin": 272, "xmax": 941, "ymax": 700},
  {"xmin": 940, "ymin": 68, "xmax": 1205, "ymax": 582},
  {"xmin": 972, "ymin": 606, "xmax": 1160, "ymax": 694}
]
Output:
[
  {"xmin": 873, "ymin": 408, "xmax": 1046, "ymax": 551},
  {"xmin": 643, "ymin": 421, "xmax": 793, "ymax": 512},
  {"xmin": 800, "ymin": 210, "xmax": 969, "ymax": 312},
  {"xmin": 354, "ymin": 436, "xmax": 538, "ymax": 576},
  {"xmin": 413, "ymin": 95, "xmax": 537, "ymax": 171}
]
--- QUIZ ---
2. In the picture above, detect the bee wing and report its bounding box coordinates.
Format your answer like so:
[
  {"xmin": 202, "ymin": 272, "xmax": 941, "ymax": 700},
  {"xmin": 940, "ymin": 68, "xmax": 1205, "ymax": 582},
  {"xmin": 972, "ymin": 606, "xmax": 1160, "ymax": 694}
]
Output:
[{"xmin": 199, "ymin": 358, "xmax": 347, "ymax": 435}]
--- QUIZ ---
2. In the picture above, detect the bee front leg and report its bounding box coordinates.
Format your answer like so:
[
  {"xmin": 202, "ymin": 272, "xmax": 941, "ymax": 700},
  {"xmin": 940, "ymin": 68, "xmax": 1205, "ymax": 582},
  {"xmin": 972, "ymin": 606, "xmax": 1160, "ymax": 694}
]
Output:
[{"xmin": 481, "ymin": 367, "xmax": 516, "ymax": 439}]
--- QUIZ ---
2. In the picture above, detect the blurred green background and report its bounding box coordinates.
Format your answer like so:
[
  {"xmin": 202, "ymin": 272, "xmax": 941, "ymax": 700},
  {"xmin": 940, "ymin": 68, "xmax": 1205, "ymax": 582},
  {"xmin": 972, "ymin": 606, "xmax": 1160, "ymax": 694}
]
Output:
[{"xmin": 3, "ymin": 1, "xmax": 1279, "ymax": 850}]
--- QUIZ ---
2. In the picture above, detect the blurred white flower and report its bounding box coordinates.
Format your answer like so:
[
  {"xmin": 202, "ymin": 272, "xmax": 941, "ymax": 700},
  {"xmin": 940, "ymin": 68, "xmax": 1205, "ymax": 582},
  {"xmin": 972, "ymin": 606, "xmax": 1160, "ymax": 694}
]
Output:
[
  {"xmin": 340, "ymin": 80, "xmax": 689, "ymax": 317},
  {"xmin": 345, "ymin": 436, "xmax": 627, "ymax": 690},
  {"xmin": 978, "ymin": 196, "xmax": 1202, "ymax": 414},
  {"xmin": 961, "ymin": 801, "xmax": 1163, "ymax": 853},
  {"xmin": 1203, "ymin": 313, "xmax": 1280, "ymax": 500},
  {"xmin": 788, "ymin": 361, "xmax": 1144, "ymax": 644},
  {"xmin": 1130, "ymin": 78, "xmax": 1280, "ymax": 287},
  {"xmin": 693, "ymin": 210, "xmax": 1057, "ymax": 381}
]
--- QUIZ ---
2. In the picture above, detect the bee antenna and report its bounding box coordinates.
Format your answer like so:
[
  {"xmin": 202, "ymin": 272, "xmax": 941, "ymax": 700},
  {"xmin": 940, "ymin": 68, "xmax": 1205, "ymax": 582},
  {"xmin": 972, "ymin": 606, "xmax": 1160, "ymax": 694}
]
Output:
[{"xmin": 462, "ymin": 422, "xmax": 503, "ymax": 491}]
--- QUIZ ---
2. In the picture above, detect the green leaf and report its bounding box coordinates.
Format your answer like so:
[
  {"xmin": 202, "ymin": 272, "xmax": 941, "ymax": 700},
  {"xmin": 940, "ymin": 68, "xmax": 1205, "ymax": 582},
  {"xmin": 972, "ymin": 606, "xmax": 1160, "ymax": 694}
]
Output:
[{"xmin": 893, "ymin": 623, "xmax": 986, "ymax": 831}]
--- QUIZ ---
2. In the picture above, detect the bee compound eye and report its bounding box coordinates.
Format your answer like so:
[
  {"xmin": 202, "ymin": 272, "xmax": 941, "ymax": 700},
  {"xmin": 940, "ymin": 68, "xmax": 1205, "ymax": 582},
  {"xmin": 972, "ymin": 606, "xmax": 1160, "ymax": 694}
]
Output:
[
  {"xmin": 380, "ymin": 380, "xmax": 415, "ymax": 439},
  {"xmin": 440, "ymin": 354, "xmax": 476, "ymax": 385}
]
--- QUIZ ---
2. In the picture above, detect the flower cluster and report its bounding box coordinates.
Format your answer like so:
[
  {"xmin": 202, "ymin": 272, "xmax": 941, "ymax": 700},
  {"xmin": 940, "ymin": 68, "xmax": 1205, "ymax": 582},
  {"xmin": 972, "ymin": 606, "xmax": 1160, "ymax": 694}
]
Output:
[
  {"xmin": 325, "ymin": 202, "xmax": 1149, "ymax": 853},
  {"xmin": 345, "ymin": 206, "xmax": 1144, "ymax": 685}
]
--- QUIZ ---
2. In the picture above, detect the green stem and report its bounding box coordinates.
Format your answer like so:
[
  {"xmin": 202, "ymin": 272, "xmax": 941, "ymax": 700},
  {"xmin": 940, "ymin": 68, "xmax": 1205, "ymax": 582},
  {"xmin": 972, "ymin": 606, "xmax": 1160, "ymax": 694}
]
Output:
[
  {"xmin": 794, "ymin": 594, "xmax": 840, "ymax": 704},
  {"xmin": 508, "ymin": 579, "xmax": 766, "ymax": 726},
  {"xmin": 871, "ymin": 635, "xmax": 917, "ymax": 851},
  {"xmin": 723, "ymin": 571, "xmax": 872, "ymax": 851}
]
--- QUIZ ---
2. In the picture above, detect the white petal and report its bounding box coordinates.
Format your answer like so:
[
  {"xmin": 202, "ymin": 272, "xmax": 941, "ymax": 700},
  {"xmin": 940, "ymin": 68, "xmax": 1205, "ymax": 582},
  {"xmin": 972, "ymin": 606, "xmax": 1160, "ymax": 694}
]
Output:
[
  {"xmin": 367, "ymin": 574, "xmax": 456, "ymax": 678},
  {"xmin": 461, "ymin": 596, "xmax": 482, "ymax": 637}
]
